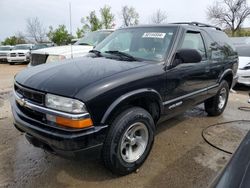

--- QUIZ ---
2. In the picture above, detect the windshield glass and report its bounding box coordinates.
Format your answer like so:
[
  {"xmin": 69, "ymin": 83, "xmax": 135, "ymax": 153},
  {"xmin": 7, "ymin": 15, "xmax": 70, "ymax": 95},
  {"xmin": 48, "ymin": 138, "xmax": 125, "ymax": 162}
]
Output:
[
  {"xmin": 75, "ymin": 31, "xmax": 111, "ymax": 46},
  {"xmin": 13, "ymin": 45, "xmax": 31, "ymax": 50},
  {"xmin": 236, "ymin": 45, "xmax": 250, "ymax": 57},
  {"xmin": 95, "ymin": 27, "xmax": 177, "ymax": 61},
  {"xmin": 0, "ymin": 46, "xmax": 11, "ymax": 51},
  {"xmin": 32, "ymin": 44, "xmax": 48, "ymax": 50}
]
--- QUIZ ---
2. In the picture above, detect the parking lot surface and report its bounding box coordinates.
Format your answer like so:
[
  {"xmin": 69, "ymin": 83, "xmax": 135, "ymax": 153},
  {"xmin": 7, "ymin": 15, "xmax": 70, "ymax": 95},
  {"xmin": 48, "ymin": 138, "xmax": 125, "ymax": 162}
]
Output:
[{"xmin": 0, "ymin": 64, "xmax": 250, "ymax": 188}]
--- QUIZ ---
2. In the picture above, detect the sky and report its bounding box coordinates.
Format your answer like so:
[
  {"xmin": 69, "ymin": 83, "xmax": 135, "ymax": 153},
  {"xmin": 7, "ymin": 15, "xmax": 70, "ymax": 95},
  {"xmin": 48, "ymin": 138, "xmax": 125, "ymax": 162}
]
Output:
[{"xmin": 0, "ymin": 0, "xmax": 250, "ymax": 41}]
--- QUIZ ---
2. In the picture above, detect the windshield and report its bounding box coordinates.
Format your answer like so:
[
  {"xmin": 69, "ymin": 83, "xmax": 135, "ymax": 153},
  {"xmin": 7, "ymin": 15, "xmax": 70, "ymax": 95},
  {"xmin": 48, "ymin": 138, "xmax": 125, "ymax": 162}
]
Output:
[
  {"xmin": 32, "ymin": 44, "xmax": 48, "ymax": 50},
  {"xmin": 74, "ymin": 31, "xmax": 111, "ymax": 46},
  {"xmin": 0, "ymin": 46, "xmax": 11, "ymax": 51},
  {"xmin": 13, "ymin": 45, "xmax": 31, "ymax": 50},
  {"xmin": 95, "ymin": 27, "xmax": 177, "ymax": 61}
]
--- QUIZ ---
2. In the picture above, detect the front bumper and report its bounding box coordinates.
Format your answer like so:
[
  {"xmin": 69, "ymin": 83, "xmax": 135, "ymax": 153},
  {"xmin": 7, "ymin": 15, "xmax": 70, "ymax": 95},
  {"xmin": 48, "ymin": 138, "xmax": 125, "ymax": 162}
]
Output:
[
  {"xmin": 237, "ymin": 70, "xmax": 250, "ymax": 86},
  {"xmin": 0, "ymin": 56, "xmax": 7, "ymax": 61},
  {"xmin": 11, "ymin": 96, "xmax": 108, "ymax": 157},
  {"xmin": 7, "ymin": 56, "xmax": 29, "ymax": 62}
]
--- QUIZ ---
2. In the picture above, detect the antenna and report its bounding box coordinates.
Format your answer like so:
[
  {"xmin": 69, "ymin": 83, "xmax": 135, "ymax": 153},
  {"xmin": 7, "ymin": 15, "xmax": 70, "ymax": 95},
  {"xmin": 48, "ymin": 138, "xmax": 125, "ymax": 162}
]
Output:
[{"xmin": 69, "ymin": 2, "xmax": 73, "ymax": 59}]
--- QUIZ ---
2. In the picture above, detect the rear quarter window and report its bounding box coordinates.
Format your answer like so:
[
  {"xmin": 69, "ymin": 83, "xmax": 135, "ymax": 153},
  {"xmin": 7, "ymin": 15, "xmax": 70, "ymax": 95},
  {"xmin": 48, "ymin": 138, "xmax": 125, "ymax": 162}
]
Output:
[
  {"xmin": 209, "ymin": 30, "xmax": 235, "ymax": 50},
  {"xmin": 205, "ymin": 30, "xmax": 237, "ymax": 60}
]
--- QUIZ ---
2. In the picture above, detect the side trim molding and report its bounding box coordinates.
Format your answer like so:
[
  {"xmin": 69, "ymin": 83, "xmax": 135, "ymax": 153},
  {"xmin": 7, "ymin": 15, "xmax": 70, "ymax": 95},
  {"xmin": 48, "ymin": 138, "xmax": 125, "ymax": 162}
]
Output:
[{"xmin": 162, "ymin": 84, "xmax": 219, "ymax": 106}]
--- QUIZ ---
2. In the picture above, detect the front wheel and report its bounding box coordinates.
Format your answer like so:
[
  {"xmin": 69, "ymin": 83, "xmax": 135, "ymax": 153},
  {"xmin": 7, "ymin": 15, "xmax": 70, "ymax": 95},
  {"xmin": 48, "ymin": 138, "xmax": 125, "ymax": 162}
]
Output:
[
  {"xmin": 204, "ymin": 80, "xmax": 229, "ymax": 116},
  {"xmin": 102, "ymin": 107, "xmax": 155, "ymax": 175}
]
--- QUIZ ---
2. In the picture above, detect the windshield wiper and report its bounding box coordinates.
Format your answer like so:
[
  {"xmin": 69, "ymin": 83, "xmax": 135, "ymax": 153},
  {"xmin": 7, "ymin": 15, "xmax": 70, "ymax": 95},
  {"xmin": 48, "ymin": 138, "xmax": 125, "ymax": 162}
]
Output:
[
  {"xmin": 105, "ymin": 50, "xmax": 139, "ymax": 61},
  {"xmin": 78, "ymin": 42, "xmax": 92, "ymax": 46},
  {"xmin": 89, "ymin": 49, "xmax": 102, "ymax": 57}
]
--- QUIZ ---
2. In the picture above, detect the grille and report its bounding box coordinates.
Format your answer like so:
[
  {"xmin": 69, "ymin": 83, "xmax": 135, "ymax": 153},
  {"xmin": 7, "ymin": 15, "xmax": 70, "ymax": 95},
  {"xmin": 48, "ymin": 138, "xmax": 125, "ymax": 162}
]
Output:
[
  {"xmin": 18, "ymin": 53, "xmax": 25, "ymax": 56},
  {"xmin": 31, "ymin": 53, "xmax": 48, "ymax": 66},
  {"xmin": 10, "ymin": 53, "xmax": 16, "ymax": 57},
  {"xmin": 17, "ymin": 103, "xmax": 46, "ymax": 122},
  {"xmin": 14, "ymin": 83, "xmax": 45, "ymax": 105}
]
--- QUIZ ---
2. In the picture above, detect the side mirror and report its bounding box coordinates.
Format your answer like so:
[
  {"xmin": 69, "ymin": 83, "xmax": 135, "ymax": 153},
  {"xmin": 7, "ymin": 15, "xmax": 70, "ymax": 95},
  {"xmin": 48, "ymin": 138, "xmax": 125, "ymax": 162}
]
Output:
[{"xmin": 175, "ymin": 49, "xmax": 202, "ymax": 64}]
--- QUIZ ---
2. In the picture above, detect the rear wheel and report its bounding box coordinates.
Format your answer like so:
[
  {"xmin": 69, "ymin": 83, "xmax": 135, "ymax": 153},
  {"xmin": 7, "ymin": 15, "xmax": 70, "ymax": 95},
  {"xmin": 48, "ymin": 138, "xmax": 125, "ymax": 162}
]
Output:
[
  {"xmin": 204, "ymin": 80, "xmax": 229, "ymax": 116},
  {"xmin": 102, "ymin": 107, "xmax": 155, "ymax": 175}
]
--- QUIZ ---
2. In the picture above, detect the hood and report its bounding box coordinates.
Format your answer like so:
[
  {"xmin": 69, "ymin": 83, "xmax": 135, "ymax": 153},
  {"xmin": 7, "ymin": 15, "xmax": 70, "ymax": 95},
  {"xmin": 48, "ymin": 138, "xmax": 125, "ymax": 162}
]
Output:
[
  {"xmin": 0, "ymin": 50, "xmax": 11, "ymax": 54},
  {"xmin": 10, "ymin": 49, "xmax": 30, "ymax": 53},
  {"xmin": 239, "ymin": 56, "xmax": 250, "ymax": 69},
  {"xmin": 32, "ymin": 45, "xmax": 93, "ymax": 58},
  {"xmin": 15, "ymin": 57, "xmax": 148, "ymax": 97}
]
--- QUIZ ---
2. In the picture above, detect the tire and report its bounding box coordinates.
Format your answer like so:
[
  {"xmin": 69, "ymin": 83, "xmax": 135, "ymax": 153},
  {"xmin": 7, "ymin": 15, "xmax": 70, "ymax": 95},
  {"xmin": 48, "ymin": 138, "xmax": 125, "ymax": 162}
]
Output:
[
  {"xmin": 204, "ymin": 80, "xmax": 229, "ymax": 116},
  {"xmin": 9, "ymin": 62, "xmax": 14, "ymax": 65},
  {"xmin": 102, "ymin": 107, "xmax": 155, "ymax": 175}
]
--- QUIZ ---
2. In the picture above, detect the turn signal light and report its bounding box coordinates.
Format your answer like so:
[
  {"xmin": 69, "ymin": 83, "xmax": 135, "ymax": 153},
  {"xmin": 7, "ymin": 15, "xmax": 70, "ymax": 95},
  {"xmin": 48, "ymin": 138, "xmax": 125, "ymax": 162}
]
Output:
[{"xmin": 56, "ymin": 117, "xmax": 93, "ymax": 129}]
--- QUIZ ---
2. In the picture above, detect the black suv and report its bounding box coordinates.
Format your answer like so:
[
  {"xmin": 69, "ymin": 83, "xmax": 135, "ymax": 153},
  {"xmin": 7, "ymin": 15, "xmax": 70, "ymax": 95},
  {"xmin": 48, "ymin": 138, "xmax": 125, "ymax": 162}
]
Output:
[{"xmin": 11, "ymin": 22, "xmax": 238, "ymax": 175}]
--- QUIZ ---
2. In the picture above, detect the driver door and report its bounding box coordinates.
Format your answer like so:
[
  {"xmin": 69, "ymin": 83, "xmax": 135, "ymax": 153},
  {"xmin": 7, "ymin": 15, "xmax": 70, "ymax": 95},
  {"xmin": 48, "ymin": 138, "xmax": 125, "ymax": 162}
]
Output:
[{"xmin": 163, "ymin": 31, "xmax": 209, "ymax": 114}]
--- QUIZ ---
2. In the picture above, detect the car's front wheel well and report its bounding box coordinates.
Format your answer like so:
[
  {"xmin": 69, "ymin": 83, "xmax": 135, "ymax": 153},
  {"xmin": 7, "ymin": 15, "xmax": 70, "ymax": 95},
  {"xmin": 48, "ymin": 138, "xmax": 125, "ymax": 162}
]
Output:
[
  {"xmin": 106, "ymin": 96, "xmax": 161, "ymax": 125},
  {"xmin": 222, "ymin": 73, "xmax": 233, "ymax": 89}
]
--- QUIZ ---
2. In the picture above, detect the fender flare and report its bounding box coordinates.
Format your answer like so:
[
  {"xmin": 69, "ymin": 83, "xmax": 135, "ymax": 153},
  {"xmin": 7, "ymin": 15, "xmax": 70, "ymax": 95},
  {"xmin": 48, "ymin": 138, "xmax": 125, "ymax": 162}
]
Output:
[
  {"xmin": 219, "ymin": 69, "xmax": 233, "ymax": 84},
  {"xmin": 100, "ymin": 88, "xmax": 163, "ymax": 124}
]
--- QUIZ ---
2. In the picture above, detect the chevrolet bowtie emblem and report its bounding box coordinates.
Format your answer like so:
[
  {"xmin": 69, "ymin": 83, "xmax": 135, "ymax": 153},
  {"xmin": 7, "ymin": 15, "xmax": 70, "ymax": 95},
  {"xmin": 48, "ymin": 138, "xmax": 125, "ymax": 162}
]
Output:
[{"xmin": 17, "ymin": 97, "xmax": 26, "ymax": 107}]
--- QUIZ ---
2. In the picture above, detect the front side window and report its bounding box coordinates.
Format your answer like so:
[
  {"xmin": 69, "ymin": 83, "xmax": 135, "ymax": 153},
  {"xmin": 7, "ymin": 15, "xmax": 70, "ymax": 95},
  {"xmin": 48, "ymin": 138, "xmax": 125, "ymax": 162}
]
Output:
[
  {"xmin": 181, "ymin": 32, "xmax": 206, "ymax": 60},
  {"xmin": 95, "ymin": 27, "xmax": 177, "ymax": 61}
]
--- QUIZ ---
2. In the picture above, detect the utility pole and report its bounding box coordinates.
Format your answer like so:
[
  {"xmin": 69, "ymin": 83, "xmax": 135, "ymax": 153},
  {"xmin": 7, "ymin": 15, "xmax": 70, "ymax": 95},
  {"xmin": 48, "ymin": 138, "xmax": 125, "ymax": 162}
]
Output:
[{"xmin": 69, "ymin": 2, "xmax": 73, "ymax": 59}]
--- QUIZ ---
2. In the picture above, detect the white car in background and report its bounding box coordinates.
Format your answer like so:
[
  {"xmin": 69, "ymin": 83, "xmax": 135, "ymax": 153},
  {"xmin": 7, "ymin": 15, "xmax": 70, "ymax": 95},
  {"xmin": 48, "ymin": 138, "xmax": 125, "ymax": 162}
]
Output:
[
  {"xmin": 29, "ymin": 29, "xmax": 114, "ymax": 67},
  {"xmin": 7, "ymin": 44, "xmax": 34, "ymax": 65},
  {"xmin": 235, "ymin": 45, "xmax": 250, "ymax": 86},
  {"xmin": 0, "ymin": 45, "xmax": 13, "ymax": 62}
]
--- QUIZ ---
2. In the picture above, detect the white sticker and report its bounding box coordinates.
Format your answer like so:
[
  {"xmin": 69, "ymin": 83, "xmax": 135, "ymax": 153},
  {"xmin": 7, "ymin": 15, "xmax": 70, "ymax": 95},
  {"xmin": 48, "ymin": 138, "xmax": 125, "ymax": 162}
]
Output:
[{"xmin": 142, "ymin": 32, "xmax": 166, "ymax": 38}]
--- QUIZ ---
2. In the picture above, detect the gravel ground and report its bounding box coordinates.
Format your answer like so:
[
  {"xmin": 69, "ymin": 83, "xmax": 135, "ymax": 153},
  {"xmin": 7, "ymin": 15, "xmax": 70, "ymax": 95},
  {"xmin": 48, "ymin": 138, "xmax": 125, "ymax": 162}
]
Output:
[{"xmin": 0, "ymin": 63, "xmax": 249, "ymax": 188}]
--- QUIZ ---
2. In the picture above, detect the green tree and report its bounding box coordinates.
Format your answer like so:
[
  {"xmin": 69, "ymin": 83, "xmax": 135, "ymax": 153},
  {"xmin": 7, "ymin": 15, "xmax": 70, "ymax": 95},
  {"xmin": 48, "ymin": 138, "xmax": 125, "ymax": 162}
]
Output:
[
  {"xmin": 76, "ymin": 28, "xmax": 84, "ymax": 38},
  {"xmin": 75, "ymin": 25, "xmax": 90, "ymax": 38},
  {"xmin": 47, "ymin": 25, "xmax": 72, "ymax": 45},
  {"xmin": 1, "ymin": 36, "xmax": 26, "ymax": 45},
  {"xmin": 81, "ymin": 11, "xmax": 102, "ymax": 31},
  {"xmin": 100, "ymin": 5, "xmax": 115, "ymax": 29}
]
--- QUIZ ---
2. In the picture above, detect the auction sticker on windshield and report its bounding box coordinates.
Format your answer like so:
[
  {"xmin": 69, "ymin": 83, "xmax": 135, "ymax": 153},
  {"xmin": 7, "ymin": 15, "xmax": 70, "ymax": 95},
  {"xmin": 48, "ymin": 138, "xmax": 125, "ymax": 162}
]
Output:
[{"xmin": 142, "ymin": 32, "xmax": 166, "ymax": 38}]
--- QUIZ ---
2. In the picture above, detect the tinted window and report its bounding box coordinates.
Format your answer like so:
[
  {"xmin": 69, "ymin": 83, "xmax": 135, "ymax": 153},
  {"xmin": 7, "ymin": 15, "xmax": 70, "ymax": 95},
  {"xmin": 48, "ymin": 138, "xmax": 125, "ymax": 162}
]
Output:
[
  {"xmin": 204, "ymin": 30, "xmax": 237, "ymax": 61},
  {"xmin": 32, "ymin": 44, "xmax": 48, "ymax": 50},
  {"xmin": 181, "ymin": 32, "xmax": 206, "ymax": 60},
  {"xmin": 13, "ymin": 45, "xmax": 31, "ymax": 50},
  {"xmin": 208, "ymin": 30, "xmax": 235, "ymax": 50},
  {"xmin": 95, "ymin": 27, "xmax": 177, "ymax": 61},
  {"xmin": 0, "ymin": 46, "xmax": 12, "ymax": 51},
  {"xmin": 230, "ymin": 37, "xmax": 250, "ymax": 46},
  {"xmin": 235, "ymin": 45, "xmax": 250, "ymax": 57}
]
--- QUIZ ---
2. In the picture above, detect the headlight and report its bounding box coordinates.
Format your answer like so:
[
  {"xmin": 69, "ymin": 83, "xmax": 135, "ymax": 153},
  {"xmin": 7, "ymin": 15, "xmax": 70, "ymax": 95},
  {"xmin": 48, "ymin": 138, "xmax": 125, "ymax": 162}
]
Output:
[
  {"xmin": 45, "ymin": 94, "xmax": 87, "ymax": 114},
  {"xmin": 243, "ymin": 63, "xmax": 250, "ymax": 70},
  {"xmin": 46, "ymin": 55, "xmax": 66, "ymax": 63}
]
